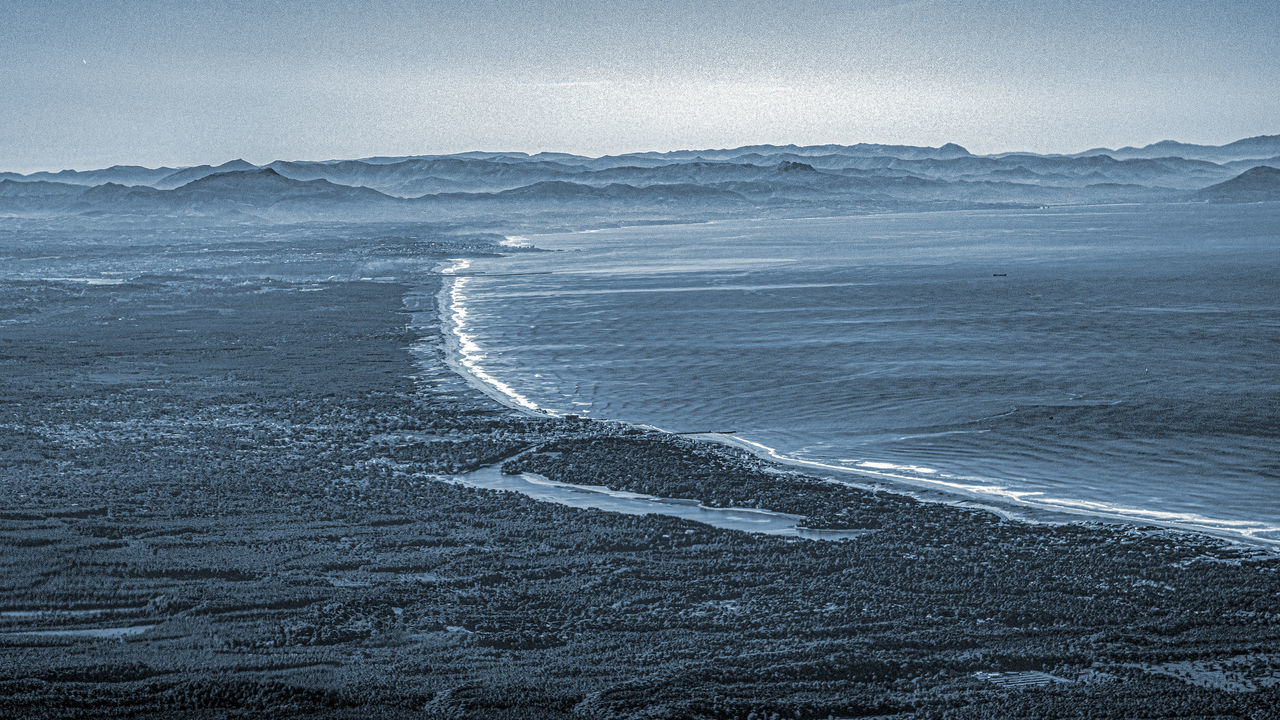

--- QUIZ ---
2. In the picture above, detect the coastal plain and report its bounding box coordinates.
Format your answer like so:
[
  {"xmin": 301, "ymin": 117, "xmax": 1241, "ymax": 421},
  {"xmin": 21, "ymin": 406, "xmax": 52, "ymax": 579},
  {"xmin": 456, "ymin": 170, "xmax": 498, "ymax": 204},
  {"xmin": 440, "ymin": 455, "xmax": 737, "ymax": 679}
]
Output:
[{"xmin": 2, "ymin": 218, "xmax": 1278, "ymax": 719}]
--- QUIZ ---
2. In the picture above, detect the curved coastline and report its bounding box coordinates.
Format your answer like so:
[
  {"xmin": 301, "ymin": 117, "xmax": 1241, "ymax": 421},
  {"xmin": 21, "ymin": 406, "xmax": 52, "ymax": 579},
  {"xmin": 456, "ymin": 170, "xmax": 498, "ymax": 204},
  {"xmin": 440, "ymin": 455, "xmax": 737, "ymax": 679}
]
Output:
[
  {"xmin": 436, "ymin": 257, "xmax": 549, "ymax": 415},
  {"xmin": 435, "ymin": 245, "xmax": 1280, "ymax": 553},
  {"xmin": 707, "ymin": 433, "xmax": 1280, "ymax": 550}
]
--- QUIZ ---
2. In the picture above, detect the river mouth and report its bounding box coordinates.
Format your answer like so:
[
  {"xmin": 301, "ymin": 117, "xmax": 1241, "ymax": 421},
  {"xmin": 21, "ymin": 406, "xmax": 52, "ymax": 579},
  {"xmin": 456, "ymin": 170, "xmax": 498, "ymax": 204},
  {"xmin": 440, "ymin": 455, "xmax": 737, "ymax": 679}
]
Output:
[{"xmin": 446, "ymin": 464, "xmax": 868, "ymax": 541}]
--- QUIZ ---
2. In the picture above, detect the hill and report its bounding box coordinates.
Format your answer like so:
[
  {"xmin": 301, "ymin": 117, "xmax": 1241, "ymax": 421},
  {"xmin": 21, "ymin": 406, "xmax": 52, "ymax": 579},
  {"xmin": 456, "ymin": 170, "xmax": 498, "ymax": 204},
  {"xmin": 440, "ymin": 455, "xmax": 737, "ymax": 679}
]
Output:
[
  {"xmin": 154, "ymin": 159, "xmax": 259, "ymax": 189},
  {"xmin": 1194, "ymin": 165, "xmax": 1280, "ymax": 202}
]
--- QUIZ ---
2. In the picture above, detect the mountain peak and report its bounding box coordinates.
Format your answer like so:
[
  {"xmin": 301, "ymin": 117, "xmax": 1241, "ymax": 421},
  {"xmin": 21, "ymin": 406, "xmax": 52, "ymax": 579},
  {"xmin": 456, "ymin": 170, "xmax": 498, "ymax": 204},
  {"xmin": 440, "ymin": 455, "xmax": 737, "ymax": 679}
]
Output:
[
  {"xmin": 777, "ymin": 160, "xmax": 816, "ymax": 172},
  {"xmin": 174, "ymin": 167, "xmax": 292, "ymax": 192},
  {"xmin": 1236, "ymin": 165, "xmax": 1280, "ymax": 178}
]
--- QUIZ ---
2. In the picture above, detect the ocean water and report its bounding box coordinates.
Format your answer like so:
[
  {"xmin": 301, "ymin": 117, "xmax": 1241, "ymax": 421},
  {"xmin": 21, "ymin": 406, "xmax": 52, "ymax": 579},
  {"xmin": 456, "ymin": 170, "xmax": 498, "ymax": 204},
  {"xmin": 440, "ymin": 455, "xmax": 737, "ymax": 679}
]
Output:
[{"xmin": 443, "ymin": 204, "xmax": 1280, "ymax": 544}]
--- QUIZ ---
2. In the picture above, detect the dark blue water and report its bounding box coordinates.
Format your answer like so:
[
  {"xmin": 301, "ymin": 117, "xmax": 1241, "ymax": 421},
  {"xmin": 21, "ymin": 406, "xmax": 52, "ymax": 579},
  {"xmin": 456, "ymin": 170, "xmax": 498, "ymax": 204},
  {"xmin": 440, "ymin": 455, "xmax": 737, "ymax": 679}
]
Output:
[{"xmin": 444, "ymin": 204, "xmax": 1280, "ymax": 543}]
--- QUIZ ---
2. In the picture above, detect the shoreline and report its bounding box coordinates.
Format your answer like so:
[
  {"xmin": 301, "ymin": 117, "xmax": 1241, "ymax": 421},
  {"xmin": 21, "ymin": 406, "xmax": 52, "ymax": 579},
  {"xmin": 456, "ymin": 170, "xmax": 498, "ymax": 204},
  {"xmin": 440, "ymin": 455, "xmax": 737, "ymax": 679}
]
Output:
[
  {"xmin": 503, "ymin": 200, "xmax": 1201, "ymax": 241},
  {"xmin": 705, "ymin": 433, "xmax": 1280, "ymax": 552},
  {"xmin": 434, "ymin": 248, "xmax": 1280, "ymax": 555},
  {"xmin": 436, "ymin": 257, "xmax": 550, "ymax": 415}
]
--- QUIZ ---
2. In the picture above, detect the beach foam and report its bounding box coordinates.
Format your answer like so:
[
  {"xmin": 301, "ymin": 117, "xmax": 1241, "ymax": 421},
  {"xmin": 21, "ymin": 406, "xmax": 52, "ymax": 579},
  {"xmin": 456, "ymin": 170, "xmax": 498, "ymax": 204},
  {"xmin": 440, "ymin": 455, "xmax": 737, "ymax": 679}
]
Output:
[
  {"xmin": 438, "ymin": 258, "xmax": 545, "ymax": 413},
  {"xmin": 41, "ymin": 277, "xmax": 127, "ymax": 285}
]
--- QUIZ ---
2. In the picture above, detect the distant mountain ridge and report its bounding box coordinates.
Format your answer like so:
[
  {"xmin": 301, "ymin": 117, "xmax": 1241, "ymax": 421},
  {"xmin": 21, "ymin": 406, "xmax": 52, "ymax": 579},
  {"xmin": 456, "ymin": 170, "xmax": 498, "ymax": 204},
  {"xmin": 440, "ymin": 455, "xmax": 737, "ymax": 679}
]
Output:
[
  {"xmin": 0, "ymin": 164, "xmax": 177, "ymax": 187},
  {"xmin": 153, "ymin": 159, "xmax": 258, "ymax": 189},
  {"xmin": 1074, "ymin": 135, "xmax": 1280, "ymax": 162},
  {"xmin": 1, "ymin": 135, "xmax": 1276, "ymax": 222}
]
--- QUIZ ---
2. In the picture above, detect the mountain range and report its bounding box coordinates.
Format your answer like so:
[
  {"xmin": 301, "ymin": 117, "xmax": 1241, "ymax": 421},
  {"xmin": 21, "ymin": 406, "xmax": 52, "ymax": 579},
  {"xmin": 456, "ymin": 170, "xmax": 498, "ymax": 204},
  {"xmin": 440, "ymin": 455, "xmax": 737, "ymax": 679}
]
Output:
[{"xmin": 2, "ymin": 135, "xmax": 1277, "ymax": 222}]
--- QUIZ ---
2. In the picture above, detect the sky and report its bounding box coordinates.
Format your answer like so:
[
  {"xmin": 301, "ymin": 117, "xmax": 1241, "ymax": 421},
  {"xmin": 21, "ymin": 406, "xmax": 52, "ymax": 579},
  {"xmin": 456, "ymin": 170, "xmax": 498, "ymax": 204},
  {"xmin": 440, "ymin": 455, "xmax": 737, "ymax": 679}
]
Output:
[{"xmin": 1, "ymin": 0, "xmax": 1278, "ymax": 172}]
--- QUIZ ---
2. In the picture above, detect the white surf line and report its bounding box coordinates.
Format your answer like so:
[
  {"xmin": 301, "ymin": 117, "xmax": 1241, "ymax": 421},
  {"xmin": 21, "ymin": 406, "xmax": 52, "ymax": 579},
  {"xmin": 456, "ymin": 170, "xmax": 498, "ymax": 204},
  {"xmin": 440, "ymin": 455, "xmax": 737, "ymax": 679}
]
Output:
[
  {"xmin": 708, "ymin": 434, "xmax": 1280, "ymax": 549},
  {"xmin": 437, "ymin": 258, "xmax": 553, "ymax": 416},
  {"xmin": 40, "ymin": 277, "xmax": 128, "ymax": 285}
]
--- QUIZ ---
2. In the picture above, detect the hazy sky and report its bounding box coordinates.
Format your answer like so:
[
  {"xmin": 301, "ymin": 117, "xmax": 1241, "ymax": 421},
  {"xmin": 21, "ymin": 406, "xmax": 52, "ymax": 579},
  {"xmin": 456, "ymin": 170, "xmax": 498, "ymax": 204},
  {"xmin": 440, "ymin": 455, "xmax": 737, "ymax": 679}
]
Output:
[{"xmin": 2, "ymin": 0, "xmax": 1277, "ymax": 172}]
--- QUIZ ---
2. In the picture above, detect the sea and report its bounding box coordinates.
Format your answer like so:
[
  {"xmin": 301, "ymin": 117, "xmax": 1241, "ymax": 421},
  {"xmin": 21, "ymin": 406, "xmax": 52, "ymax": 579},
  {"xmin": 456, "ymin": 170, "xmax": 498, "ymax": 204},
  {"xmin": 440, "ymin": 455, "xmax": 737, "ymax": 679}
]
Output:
[{"xmin": 442, "ymin": 203, "xmax": 1280, "ymax": 545}]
